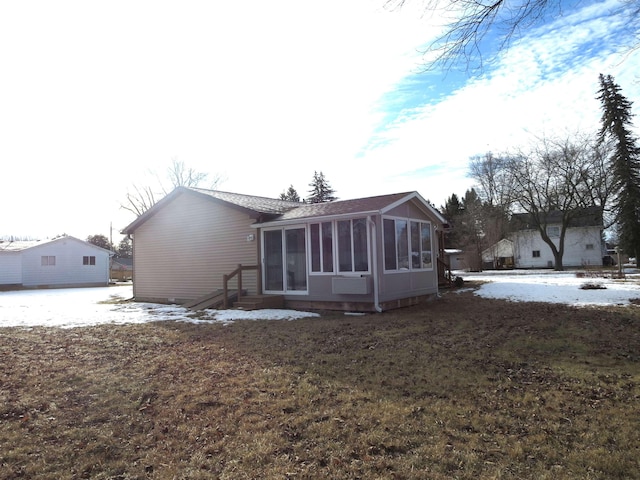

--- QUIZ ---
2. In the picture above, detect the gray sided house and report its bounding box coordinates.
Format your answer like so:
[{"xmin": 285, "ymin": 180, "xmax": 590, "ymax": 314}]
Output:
[
  {"xmin": 122, "ymin": 187, "xmax": 448, "ymax": 312},
  {"xmin": 0, "ymin": 236, "xmax": 112, "ymax": 289}
]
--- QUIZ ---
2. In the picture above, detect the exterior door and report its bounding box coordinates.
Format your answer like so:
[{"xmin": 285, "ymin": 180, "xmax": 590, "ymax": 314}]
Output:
[
  {"xmin": 285, "ymin": 228, "xmax": 307, "ymax": 291},
  {"xmin": 264, "ymin": 230, "xmax": 284, "ymax": 291},
  {"xmin": 264, "ymin": 227, "xmax": 307, "ymax": 293}
]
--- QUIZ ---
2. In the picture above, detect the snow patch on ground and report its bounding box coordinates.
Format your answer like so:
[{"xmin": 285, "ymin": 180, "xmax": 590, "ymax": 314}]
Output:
[
  {"xmin": 0, "ymin": 286, "xmax": 319, "ymax": 329},
  {"xmin": 463, "ymin": 269, "xmax": 640, "ymax": 306},
  {"xmin": 1, "ymin": 269, "xmax": 639, "ymax": 329}
]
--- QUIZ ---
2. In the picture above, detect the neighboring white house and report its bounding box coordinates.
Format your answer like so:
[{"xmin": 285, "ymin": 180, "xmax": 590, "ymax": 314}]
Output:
[
  {"xmin": 485, "ymin": 207, "xmax": 605, "ymax": 269},
  {"xmin": 0, "ymin": 236, "xmax": 112, "ymax": 288},
  {"xmin": 481, "ymin": 239, "xmax": 515, "ymax": 269},
  {"xmin": 444, "ymin": 249, "xmax": 466, "ymax": 271}
]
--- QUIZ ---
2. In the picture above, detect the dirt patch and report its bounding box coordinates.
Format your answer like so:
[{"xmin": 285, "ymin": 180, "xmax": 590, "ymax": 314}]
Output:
[{"xmin": 1, "ymin": 289, "xmax": 639, "ymax": 479}]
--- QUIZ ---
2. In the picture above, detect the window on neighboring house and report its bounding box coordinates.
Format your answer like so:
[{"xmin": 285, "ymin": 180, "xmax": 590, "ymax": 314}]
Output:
[
  {"xmin": 83, "ymin": 256, "xmax": 96, "ymax": 266},
  {"xmin": 532, "ymin": 250, "xmax": 541, "ymax": 258},
  {"xmin": 41, "ymin": 256, "xmax": 56, "ymax": 266},
  {"xmin": 546, "ymin": 226, "xmax": 560, "ymax": 237},
  {"xmin": 310, "ymin": 218, "xmax": 369, "ymax": 273},
  {"xmin": 383, "ymin": 217, "xmax": 433, "ymax": 271}
]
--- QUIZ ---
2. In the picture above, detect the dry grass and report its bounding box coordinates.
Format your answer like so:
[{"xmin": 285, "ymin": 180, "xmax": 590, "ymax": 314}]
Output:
[{"xmin": 1, "ymin": 287, "xmax": 639, "ymax": 479}]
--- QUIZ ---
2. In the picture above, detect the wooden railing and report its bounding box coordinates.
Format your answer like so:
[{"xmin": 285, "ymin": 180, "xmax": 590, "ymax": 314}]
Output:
[
  {"xmin": 223, "ymin": 264, "xmax": 261, "ymax": 308},
  {"xmin": 437, "ymin": 258, "xmax": 453, "ymax": 287}
]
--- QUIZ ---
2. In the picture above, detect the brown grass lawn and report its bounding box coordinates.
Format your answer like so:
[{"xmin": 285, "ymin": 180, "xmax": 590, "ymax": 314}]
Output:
[{"xmin": 1, "ymin": 285, "xmax": 639, "ymax": 479}]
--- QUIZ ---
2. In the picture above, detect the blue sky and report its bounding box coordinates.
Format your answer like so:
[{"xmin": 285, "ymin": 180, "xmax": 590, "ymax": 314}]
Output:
[{"xmin": 1, "ymin": 0, "xmax": 639, "ymax": 240}]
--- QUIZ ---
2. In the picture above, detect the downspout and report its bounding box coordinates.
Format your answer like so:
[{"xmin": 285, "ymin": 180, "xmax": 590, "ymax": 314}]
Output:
[{"xmin": 368, "ymin": 216, "xmax": 383, "ymax": 313}]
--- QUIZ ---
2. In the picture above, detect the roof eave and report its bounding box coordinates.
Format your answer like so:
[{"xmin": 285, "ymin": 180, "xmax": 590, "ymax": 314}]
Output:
[{"xmin": 251, "ymin": 210, "xmax": 382, "ymax": 228}]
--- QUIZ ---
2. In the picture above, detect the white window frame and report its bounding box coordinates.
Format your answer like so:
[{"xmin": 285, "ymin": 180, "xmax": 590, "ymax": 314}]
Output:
[
  {"xmin": 308, "ymin": 218, "xmax": 371, "ymax": 275},
  {"xmin": 262, "ymin": 225, "xmax": 309, "ymax": 295},
  {"xmin": 383, "ymin": 216, "xmax": 433, "ymax": 273}
]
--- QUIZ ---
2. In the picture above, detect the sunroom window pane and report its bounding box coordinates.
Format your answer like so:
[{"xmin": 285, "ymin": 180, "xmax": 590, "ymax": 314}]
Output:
[
  {"xmin": 353, "ymin": 218, "xmax": 368, "ymax": 271},
  {"xmin": 397, "ymin": 220, "xmax": 409, "ymax": 270},
  {"xmin": 310, "ymin": 224, "xmax": 321, "ymax": 272},
  {"xmin": 411, "ymin": 221, "xmax": 421, "ymax": 268},
  {"xmin": 337, "ymin": 220, "xmax": 352, "ymax": 272},
  {"xmin": 421, "ymin": 222, "xmax": 432, "ymax": 268},
  {"xmin": 322, "ymin": 222, "xmax": 334, "ymax": 272},
  {"xmin": 383, "ymin": 218, "xmax": 396, "ymax": 270}
]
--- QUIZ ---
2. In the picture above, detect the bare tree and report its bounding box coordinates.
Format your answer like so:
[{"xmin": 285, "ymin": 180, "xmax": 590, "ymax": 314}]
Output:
[
  {"xmin": 387, "ymin": 0, "xmax": 640, "ymax": 72},
  {"xmin": 122, "ymin": 158, "xmax": 222, "ymax": 217},
  {"xmin": 470, "ymin": 136, "xmax": 615, "ymax": 270},
  {"xmin": 507, "ymin": 137, "xmax": 613, "ymax": 270},
  {"xmin": 469, "ymin": 152, "xmax": 514, "ymax": 208}
]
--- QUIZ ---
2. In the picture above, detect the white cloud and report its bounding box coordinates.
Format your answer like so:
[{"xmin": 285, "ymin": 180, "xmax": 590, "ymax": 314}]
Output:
[
  {"xmin": 0, "ymin": 0, "xmax": 638, "ymax": 238},
  {"xmin": 363, "ymin": 0, "xmax": 640, "ymax": 206}
]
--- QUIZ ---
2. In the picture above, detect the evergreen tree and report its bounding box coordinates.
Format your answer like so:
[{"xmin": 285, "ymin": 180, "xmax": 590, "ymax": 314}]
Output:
[
  {"xmin": 306, "ymin": 171, "xmax": 337, "ymax": 203},
  {"xmin": 279, "ymin": 185, "xmax": 301, "ymax": 202},
  {"xmin": 116, "ymin": 236, "xmax": 133, "ymax": 258},
  {"xmin": 597, "ymin": 74, "xmax": 640, "ymax": 258},
  {"xmin": 441, "ymin": 193, "xmax": 464, "ymax": 247}
]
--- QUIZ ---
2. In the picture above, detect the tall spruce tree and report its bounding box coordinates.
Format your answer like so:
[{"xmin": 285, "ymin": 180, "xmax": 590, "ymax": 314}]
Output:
[
  {"xmin": 306, "ymin": 171, "xmax": 337, "ymax": 203},
  {"xmin": 441, "ymin": 193, "xmax": 464, "ymax": 247},
  {"xmin": 597, "ymin": 74, "xmax": 640, "ymax": 258}
]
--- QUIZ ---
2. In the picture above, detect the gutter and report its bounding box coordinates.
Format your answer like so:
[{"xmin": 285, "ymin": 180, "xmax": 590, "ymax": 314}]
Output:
[{"xmin": 368, "ymin": 216, "xmax": 383, "ymax": 313}]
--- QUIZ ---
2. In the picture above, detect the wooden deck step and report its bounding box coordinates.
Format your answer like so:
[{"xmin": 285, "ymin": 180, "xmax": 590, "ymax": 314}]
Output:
[
  {"xmin": 185, "ymin": 289, "xmax": 242, "ymax": 310},
  {"xmin": 233, "ymin": 295, "xmax": 285, "ymax": 310}
]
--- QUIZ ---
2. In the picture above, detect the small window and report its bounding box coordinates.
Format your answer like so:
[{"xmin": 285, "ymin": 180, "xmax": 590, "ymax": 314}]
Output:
[
  {"xmin": 41, "ymin": 256, "xmax": 56, "ymax": 266},
  {"xmin": 585, "ymin": 244, "xmax": 594, "ymax": 250},
  {"xmin": 83, "ymin": 256, "xmax": 96, "ymax": 266},
  {"xmin": 532, "ymin": 250, "xmax": 541, "ymax": 258}
]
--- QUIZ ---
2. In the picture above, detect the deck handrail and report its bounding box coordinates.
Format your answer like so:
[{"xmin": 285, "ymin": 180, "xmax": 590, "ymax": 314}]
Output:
[
  {"xmin": 223, "ymin": 264, "xmax": 261, "ymax": 308},
  {"xmin": 437, "ymin": 257, "xmax": 453, "ymax": 287}
]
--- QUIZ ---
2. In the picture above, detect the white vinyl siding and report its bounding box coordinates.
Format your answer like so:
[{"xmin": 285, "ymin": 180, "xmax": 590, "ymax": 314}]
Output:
[
  {"xmin": 133, "ymin": 193, "xmax": 259, "ymax": 302},
  {"xmin": 20, "ymin": 238, "xmax": 110, "ymax": 287},
  {"xmin": 0, "ymin": 252, "xmax": 22, "ymax": 284},
  {"xmin": 512, "ymin": 225, "xmax": 603, "ymax": 268}
]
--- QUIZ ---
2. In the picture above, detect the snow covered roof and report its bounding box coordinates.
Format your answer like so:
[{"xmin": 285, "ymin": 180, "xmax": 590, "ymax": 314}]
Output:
[
  {"xmin": 0, "ymin": 240, "xmax": 42, "ymax": 252},
  {"xmin": 0, "ymin": 236, "xmax": 113, "ymax": 254}
]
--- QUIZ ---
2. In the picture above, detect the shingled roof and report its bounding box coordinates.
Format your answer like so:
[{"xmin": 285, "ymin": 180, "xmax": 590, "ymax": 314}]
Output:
[
  {"xmin": 122, "ymin": 187, "xmax": 446, "ymax": 234},
  {"xmin": 189, "ymin": 188, "xmax": 302, "ymax": 215},
  {"xmin": 511, "ymin": 206, "xmax": 604, "ymax": 230},
  {"xmin": 269, "ymin": 192, "xmax": 420, "ymax": 222}
]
